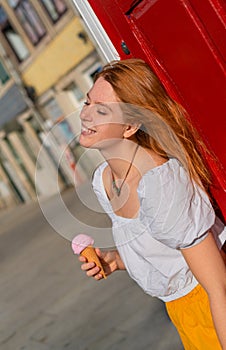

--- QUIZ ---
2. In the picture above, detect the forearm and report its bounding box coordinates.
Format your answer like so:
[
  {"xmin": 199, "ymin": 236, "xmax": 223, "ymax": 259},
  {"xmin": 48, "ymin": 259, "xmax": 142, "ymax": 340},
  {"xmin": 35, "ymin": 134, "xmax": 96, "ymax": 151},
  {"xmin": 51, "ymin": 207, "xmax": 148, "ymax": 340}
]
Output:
[
  {"xmin": 221, "ymin": 242, "xmax": 226, "ymax": 265},
  {"xmin": 209, "ymin": 291, "xmax": 226, "ymax": 349}
]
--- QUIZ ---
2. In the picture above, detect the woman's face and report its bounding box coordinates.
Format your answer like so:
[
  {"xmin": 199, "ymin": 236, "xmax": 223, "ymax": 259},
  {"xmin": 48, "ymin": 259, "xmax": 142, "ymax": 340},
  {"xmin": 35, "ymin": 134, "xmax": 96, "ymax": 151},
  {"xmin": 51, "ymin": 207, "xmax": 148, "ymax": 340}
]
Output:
[{"xmin": 79, "ymin": 77, "xmax": 126, "ymax": 149}]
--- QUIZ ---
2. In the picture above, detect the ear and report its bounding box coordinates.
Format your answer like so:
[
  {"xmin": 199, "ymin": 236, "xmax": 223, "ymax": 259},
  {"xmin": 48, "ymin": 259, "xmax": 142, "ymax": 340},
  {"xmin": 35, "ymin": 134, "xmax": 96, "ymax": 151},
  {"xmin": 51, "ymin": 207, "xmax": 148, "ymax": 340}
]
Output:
[{"xmin": 123, "ymin": 123, "xmax": 141, "ymax": 139}]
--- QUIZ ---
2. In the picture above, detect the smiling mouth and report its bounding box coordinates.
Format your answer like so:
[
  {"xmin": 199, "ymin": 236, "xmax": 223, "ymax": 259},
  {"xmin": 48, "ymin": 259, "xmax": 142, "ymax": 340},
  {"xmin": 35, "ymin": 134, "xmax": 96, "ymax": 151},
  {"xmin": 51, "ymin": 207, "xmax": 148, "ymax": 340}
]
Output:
[{"xmin": 81, "ymin": 125, "xmax": 96, "ymax": 135}]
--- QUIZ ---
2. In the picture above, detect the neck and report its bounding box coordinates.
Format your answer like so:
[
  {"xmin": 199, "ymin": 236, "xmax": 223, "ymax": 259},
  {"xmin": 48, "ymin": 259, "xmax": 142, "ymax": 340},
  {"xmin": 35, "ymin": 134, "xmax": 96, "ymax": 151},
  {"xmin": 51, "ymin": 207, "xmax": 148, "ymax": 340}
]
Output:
[{"xmin": 101, "ymin": 140, "xmax": 139, "ymax": 179}]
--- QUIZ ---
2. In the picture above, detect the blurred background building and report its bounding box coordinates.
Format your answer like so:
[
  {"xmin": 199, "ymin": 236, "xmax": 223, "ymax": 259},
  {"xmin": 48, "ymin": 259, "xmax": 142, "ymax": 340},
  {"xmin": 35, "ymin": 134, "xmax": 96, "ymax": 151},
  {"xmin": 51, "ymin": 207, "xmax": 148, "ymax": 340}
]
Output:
[{"xmin": 0, "ymin": 0, "xmax": 104, "ymax": 210}]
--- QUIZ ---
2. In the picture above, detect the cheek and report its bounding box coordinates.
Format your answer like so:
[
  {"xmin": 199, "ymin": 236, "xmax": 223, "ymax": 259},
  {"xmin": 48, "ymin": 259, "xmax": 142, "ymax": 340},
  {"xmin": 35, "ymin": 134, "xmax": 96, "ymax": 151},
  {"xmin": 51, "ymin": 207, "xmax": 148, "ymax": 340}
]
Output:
[{"xmin": 98, "ymin": 124, "xmax": 125, "ymax": 138}]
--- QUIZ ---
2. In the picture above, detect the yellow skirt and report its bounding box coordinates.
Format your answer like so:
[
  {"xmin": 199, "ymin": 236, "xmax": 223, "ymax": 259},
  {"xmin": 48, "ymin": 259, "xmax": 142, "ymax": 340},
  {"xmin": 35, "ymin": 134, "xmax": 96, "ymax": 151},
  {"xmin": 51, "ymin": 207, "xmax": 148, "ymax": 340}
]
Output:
[{"xmin": 165, "ymin": 284, "xmax": 221, "ymax": 350}]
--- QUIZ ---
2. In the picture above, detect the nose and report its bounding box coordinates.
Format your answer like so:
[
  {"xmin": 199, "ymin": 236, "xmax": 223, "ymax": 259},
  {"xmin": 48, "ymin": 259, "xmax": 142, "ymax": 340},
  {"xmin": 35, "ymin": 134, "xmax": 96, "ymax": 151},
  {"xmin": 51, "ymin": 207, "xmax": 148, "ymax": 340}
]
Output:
[{"xmin": 80, "ymin": 104, "xmax": 92, "ymax": 122}]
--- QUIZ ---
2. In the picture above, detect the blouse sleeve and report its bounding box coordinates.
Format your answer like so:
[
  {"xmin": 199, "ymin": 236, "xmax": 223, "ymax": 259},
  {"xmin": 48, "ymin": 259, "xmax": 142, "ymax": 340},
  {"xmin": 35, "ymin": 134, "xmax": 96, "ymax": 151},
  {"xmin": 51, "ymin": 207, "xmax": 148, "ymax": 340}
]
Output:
[
  {"xmin": 91, "ymin": 162, "xmax": 114, "ymax": 217},
  {"xmin": 141, "ymin": 159, "xmax": 215, "ymax": 249},
  {"xmin": 91, "ymin": 163, "xmax": 106, "ymax": 206}
]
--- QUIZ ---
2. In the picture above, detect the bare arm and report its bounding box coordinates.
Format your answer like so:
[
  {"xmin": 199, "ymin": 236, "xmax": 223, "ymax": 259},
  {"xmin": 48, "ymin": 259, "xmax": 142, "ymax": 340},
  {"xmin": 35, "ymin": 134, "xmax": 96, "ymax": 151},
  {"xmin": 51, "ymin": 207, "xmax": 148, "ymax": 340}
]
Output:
[
  {"xmin": 221, "ymin": 241, "xmax": 226, "ymax": 265},
  {"xmin": 181, "ymin": 232, "xmax": 226, "ymax": 349},
  {"xmin": 79, "ymin": 248, "xmax": 126, "ymax": 280}
]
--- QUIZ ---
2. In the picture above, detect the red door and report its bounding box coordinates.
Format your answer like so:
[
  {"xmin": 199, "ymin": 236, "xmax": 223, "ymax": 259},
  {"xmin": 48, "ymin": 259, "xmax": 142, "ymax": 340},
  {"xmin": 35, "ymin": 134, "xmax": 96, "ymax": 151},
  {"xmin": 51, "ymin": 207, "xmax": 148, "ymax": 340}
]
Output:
[{"xmin": 88, "ymin": 0, "xmax": 226, "ymax": 218}]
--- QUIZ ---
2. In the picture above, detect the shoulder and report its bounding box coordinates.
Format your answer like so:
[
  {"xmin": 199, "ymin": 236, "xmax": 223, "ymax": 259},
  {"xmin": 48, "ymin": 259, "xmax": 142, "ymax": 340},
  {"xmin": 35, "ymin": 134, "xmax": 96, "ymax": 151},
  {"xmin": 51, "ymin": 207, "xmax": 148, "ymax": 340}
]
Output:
[
  {"xmin": 140, "ymin": 158, "xmax": 215, "ymax": 249},
  {"xmin": 141, "ymin": 157, "xmax": 211, "ymax": 210},
  {"xmin": 140, "ymin": 158, "xmax": 188, "ymax": 197}
]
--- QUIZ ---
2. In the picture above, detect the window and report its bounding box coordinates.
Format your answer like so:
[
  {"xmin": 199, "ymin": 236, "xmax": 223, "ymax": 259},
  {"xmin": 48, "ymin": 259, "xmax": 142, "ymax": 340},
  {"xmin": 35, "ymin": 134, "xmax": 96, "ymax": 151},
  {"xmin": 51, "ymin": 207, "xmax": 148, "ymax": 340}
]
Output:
[
  {"xmin": 42, "ymin": 97, "xmax": 75, "ymax": 144},
  {"xmin": 0, "ymin": 5, "xmax": 29, "ymax": 61},
  {"xmin": 89, "ymin": 66, "xmax": 102, "ymax": 81},
  {"xmin": 42, "ymin": 97, "xmax": 63, "ymax": 121},
  {"xmin": 64, "ymin": 82, "xmax": 84, "ymax": 102},
  {"xmin": 7, "ymin": 0, "xmax": 46, "ymax": 45},
  {"xmin": 0, "ymin": 60, "xmax": 10, "ymax": 85},
  {"xmin": 41, "ymin": 0, "xmax": 67, "ymax": 23}
]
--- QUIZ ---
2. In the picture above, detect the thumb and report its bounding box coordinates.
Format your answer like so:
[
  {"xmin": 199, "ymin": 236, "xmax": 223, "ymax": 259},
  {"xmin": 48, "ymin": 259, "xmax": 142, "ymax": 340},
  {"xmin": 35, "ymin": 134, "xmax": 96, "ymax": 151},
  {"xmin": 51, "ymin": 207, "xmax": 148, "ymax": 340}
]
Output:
[{"xmin": 95, "ymin": 247, "xmax": 104, "ymax": 259}]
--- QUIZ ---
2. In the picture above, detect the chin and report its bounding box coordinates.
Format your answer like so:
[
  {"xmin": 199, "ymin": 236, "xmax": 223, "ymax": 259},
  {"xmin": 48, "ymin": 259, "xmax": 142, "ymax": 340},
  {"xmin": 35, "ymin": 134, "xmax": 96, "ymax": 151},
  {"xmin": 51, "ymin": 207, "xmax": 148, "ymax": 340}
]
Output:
[
  {"xmin": 79, "ymin": 135, "xmax": 96, "ymax": 149},
  {"xmin": 79, "ymin": 134, "xmax": 119, "ymax": 151}
]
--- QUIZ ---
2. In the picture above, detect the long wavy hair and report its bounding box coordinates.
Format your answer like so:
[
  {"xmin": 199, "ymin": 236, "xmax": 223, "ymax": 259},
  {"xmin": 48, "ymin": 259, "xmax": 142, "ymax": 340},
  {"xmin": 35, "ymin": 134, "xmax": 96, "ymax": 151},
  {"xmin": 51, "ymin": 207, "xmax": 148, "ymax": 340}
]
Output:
[{"xmin": 95, "ymin": 58, "xmax": 212, "ymax": 194}]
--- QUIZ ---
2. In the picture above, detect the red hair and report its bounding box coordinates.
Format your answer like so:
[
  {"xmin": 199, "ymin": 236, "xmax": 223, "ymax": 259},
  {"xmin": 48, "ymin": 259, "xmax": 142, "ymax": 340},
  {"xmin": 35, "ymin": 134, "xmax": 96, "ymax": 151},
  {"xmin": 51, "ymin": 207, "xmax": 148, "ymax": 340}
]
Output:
[{"xmin": 95, "ymin": 59, "xmax": 212, "ymax": 194}]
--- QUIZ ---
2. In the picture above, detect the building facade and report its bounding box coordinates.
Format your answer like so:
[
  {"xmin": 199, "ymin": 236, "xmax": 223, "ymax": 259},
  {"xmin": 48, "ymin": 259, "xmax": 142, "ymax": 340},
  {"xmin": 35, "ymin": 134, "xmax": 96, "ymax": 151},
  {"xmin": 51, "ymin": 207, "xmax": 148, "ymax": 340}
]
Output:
[{"xmin": 0, "ymin": 0, "xmax": 103, "ymax": 209}]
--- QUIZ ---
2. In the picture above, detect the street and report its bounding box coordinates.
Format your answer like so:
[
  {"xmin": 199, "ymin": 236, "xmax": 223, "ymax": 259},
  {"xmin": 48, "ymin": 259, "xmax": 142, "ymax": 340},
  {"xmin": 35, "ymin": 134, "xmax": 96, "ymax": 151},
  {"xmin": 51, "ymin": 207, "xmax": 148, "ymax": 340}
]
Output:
[{"xmin": 0, "ymin": 183, "xmax": 183, "ymax": 350}]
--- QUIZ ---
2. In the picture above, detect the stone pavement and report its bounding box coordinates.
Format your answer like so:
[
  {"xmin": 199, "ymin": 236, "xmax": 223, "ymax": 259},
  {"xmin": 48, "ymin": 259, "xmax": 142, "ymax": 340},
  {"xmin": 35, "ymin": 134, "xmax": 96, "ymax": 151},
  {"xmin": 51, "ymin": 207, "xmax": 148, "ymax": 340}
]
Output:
[{"xmin": 0, "ymin": 183, "xmax": 183, "ymax": 350}]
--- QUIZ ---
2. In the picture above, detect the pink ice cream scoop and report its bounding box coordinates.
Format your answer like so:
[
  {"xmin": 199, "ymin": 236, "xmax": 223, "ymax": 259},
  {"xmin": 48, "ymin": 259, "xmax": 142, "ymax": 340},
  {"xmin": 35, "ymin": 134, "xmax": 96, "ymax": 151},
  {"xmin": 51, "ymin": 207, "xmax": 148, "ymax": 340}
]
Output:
[
  {"xmin": 71, "ymin": 234, "xmax": 106, "ymax": 279},
  {"xmin": 71, "ymin": 234, "xmax": 94, "ymax": 255}
]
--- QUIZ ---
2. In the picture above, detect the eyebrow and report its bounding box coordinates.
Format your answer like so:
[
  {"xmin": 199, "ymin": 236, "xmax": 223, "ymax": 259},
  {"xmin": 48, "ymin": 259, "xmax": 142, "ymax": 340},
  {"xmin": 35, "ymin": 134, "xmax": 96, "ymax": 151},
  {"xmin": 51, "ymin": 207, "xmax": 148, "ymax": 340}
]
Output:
[{"xmin": 87, "ymin": 93, "xmax": 113, "ymax": 111}]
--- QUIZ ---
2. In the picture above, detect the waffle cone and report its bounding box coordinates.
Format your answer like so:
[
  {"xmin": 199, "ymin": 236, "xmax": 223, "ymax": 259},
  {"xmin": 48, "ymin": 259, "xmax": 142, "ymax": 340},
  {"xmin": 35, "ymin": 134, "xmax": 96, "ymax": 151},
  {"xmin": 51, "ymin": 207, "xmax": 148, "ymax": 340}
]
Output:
[{"xmin": 81, "ymin": 246, "xmax": 106, "ymax": 279}]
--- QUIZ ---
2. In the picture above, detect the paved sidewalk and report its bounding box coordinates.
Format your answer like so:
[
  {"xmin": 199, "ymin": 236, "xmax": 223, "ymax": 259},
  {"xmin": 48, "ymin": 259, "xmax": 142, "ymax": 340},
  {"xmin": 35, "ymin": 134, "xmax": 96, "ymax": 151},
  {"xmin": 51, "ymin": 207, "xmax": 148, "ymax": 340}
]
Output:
[{"xmin": 0, "ymin": 184, "xmax": 183, "ymax": 350}]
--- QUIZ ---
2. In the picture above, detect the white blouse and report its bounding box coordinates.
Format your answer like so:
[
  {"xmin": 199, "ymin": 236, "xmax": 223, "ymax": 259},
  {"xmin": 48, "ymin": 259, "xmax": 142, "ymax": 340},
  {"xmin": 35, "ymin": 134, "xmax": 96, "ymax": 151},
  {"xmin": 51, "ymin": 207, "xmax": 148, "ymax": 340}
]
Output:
[{"xmin": 92, "ymin": 158, "xmax": 226, "ymax": 302}]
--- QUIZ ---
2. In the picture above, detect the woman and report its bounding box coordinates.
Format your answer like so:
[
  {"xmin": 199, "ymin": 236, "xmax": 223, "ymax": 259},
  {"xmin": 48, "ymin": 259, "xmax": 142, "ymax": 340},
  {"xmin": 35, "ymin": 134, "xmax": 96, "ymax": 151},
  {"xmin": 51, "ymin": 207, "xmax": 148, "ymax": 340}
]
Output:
[{"xmin": 78, "ymin": 59, "xmax": 226, "ymax": 349}]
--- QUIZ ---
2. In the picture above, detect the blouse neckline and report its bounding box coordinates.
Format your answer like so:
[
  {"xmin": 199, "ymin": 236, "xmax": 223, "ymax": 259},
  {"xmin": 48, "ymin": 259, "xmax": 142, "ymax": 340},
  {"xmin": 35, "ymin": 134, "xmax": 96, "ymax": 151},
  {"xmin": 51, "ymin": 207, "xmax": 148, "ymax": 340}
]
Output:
[{"xmin": 98, "ymin": 158, "xmax": 174, "ymax": 221}]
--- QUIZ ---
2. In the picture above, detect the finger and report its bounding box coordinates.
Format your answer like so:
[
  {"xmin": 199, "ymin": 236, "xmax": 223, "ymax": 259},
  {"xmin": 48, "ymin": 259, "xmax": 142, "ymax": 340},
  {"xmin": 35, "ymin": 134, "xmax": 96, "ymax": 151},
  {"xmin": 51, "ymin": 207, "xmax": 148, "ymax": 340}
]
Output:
[
  {"xmin": 81, "ymin": 262, "xmax": 95, "ymax": 271},
  {"xmin": 78, "ymin": 256, "xmax": 87, "ymax": 262},
  {"xmin": 86, "ymin": 266, "xmax": 101, "ymax": 278},
  {"xmin": 94, "ymin": 273, "xmax": 103, "ymax": 281},
  {"xmin": 95, "ymin": 248, "xmax": 104, "ymax": 258}
]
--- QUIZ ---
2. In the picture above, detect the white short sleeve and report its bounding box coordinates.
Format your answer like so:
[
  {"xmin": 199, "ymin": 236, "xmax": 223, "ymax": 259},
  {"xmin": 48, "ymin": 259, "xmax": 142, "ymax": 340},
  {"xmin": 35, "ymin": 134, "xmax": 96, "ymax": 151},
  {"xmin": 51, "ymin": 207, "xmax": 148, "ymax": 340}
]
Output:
[{"xmin": 141, "ymin": 158, "xmax": 215, "ymax": 249}]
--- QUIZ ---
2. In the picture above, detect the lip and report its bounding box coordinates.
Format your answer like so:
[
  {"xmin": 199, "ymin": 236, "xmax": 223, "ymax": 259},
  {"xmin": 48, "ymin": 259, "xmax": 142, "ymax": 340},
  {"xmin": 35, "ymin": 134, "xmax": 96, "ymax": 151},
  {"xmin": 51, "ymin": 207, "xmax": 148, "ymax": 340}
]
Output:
[{"xmin": 81, "ymin": 124, "xmax": 96, "ymax": 135}]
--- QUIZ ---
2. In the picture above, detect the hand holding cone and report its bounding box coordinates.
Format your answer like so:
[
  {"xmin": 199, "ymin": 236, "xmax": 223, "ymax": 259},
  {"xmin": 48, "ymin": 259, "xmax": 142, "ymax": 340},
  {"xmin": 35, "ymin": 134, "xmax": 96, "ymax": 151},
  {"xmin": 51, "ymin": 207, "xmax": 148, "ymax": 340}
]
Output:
[{"xmin": 71, "ymin": 234, "xmax": 106, "ymax": 279}]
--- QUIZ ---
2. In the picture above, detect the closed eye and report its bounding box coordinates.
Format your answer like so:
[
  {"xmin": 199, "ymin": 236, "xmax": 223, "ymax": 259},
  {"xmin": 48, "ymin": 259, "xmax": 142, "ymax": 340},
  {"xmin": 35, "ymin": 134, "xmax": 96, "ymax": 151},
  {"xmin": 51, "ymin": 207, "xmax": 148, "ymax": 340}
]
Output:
[{"xmin": 97, "ymin": 109, "xmax": 107, "ymax": 115}]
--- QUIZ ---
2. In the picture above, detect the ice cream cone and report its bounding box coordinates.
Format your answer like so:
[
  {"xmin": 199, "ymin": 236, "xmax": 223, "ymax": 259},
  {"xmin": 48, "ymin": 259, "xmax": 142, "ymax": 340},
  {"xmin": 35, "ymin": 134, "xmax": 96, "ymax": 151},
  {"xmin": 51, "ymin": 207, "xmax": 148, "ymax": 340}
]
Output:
[{"xmin": 81, "ymin": 245, "xmax": 106, "ymax": 279}]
